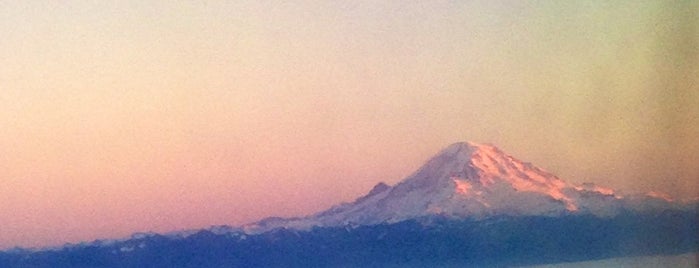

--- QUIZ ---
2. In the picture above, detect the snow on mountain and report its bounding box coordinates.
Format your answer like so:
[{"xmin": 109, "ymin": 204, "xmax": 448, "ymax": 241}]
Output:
[
  {"xmin": 321, "ymin": 142, "xmax": 575, "ymax": 221},
  {"xmin": 3, "ymin": 141, "xmax": 695, "ymax": 268},
  {"xmin": 243, "ymin": 141, "xmax": 682, "ymax": 233}
]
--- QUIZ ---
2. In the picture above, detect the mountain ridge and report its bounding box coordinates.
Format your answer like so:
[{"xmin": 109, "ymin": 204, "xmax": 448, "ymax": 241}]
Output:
[
  {"xmin": 2, "ymin": 141, "xmax": 696, "ymax": 267},
  {"xmin": 242, "ymin": 141, "xmax": 686, "ymax": 233}
]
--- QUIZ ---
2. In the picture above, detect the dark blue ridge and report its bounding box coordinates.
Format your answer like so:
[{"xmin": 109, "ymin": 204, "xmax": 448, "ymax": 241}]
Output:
[{"xmin": 1, "ymin": 209, "xmax": 697, "ymax": 268}]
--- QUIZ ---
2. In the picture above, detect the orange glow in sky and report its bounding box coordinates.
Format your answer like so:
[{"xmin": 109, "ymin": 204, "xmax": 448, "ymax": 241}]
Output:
[{"xmin": 1, "ymin": 1, "xmax": 697, "ymax": 249}]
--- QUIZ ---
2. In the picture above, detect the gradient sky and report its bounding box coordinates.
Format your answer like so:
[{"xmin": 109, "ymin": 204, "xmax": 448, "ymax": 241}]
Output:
[{"xmin": 1, "ymin": 0, "xmax": 697, "ymax": 249}]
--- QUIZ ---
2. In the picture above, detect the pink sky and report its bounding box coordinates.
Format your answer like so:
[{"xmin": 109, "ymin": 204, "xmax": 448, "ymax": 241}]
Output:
[{"xmin": 1, "ymin": 1, "xmax": 697, "ymax": 249}]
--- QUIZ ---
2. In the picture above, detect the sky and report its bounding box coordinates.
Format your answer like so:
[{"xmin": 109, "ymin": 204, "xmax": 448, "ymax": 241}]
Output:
[{"xmin": 1, "ymin": 0, "xmax": 697, "ymax": 249}]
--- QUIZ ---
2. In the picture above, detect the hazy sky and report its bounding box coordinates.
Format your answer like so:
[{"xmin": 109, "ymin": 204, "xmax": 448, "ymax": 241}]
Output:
[{"xmin": 1, "ymin": 0, "xmax": 697, "ymax": 249}]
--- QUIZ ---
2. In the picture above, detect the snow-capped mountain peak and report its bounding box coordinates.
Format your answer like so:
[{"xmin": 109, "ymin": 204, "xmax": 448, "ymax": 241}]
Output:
[
  {"xmin": 434, "ymin": 142, "xmax": 576, "ymax": 210},
  {"xmin": 243, "ymin": 141, "xmax": 680, "ymax": 233}
]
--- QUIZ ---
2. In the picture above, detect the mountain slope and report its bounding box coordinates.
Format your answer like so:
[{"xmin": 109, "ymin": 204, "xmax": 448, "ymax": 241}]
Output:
[
  {"xmin": 2, "ymin": 141, "xmax": 696, "ymax": 268},
  {"xmin": 244, "ymin": 141, "xmax": 681, "ymax": 233}
]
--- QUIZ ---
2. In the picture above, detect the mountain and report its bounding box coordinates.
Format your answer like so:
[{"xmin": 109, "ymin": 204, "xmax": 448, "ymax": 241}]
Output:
[
  {"xmin": 243, "ymin": 141, "xmax": 682, "ymax": 233},
  {"xmin": 2, "ymin": 141, "xmax": 696, "ymax": 267}
]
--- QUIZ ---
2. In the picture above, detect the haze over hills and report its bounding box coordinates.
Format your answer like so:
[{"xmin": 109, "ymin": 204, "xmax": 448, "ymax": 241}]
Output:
[{"xmin": 1, "ymin": 141, "xmax": 696, "ymax": 267}]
